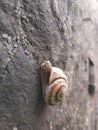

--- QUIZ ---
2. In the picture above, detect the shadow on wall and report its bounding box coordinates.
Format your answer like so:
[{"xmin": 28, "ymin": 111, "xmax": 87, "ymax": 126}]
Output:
[{"xmin": 88, "ymin": 58, "xmax": 95, "ymax": 96}]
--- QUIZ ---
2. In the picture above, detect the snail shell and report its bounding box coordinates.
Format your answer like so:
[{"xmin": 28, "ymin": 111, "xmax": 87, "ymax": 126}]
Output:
[{"xmin": 41, "ymin": 61, "xmax": 68, "ymax": 105}]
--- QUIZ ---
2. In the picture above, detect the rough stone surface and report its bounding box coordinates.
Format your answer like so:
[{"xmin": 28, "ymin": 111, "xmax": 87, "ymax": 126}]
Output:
[{"xmin": 0, "ymin": 0, "xmax": 98, "ymax": 130}]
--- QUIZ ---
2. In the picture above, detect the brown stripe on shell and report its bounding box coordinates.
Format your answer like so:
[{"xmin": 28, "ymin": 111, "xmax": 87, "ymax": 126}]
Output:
[
  {"xmin": 55, "ymin": 85, "xmax": 67, "ymax": 102},
  {"xmin": 49, "ymin": 79, "xmax": 66, "ymax": 97},
  {"xmin": 47, "ymin": 79, "xmax": 67, "ymax": 105},
  {"xmin": 45, "ymin": 80, "xmax": 62, "ymax": 105},
  {"xmin": 50, "ymin": 77, "xmax": 67, "ymax": 85}
]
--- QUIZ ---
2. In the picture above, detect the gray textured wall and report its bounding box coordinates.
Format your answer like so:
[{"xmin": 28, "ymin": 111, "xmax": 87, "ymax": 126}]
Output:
[{"xmin": 0, "ymin": 0, "xmax": 98, "ymax": 130}]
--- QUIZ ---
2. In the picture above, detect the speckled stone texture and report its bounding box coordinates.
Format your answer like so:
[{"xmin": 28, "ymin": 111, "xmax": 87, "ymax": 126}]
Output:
[{"xmin": 0, "ymin": 0, "xmax": 98, "ymax": 130}]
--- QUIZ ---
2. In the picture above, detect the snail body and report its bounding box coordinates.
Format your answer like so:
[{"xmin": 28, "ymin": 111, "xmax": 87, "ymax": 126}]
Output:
[{"xmin": 41, "ymin": 61, "xmax": 68, "ymax": 105}]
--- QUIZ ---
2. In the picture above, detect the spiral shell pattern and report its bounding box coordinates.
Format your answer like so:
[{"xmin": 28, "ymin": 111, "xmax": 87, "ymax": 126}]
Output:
[
  {"xmin": 45, "ymin": 79, "xmax": 67, "ymax": 105},
  {"xmin": 41, "ymin": 61, "xmax": 68, "ymax": 106},
  {"xmin": 45, "ymin": 67, "xmax": 67, "ymax": 105}
]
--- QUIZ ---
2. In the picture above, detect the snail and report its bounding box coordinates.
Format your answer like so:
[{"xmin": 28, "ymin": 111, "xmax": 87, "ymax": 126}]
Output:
[{"xmin": 41, "ymin": 61, "xmax": 68, "ymax": 105}]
